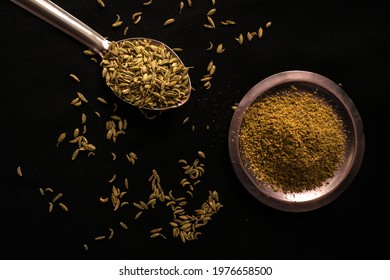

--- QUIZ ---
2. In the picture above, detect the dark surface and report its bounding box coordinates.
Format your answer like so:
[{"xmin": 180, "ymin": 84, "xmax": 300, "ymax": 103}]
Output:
[{"xmin": 0, "ymin": 0, "xmax": 389, "ymax": 260}]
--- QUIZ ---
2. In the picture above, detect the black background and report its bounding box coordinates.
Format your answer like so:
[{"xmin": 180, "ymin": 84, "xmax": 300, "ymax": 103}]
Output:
[{"xmin": 1, "ymin": 0, "xmax": 389, "ymax": 260}]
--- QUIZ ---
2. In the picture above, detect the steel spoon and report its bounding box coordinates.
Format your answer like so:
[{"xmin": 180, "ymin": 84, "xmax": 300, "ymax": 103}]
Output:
[{"xmin": 10, "ymin": 0, "xmax": 191, "ymax": 111}]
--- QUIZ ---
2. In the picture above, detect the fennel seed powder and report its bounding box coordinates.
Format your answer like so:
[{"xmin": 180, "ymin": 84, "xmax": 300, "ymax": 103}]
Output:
[{"xmin": 239, "ymin": 87, "xmax": 346, "ymax": 193}]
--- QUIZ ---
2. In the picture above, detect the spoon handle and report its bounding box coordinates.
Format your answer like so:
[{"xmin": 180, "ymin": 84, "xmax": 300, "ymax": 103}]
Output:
[{"xmin": 10, "ymin": 0, "xmax": 110, "ymax": 56}]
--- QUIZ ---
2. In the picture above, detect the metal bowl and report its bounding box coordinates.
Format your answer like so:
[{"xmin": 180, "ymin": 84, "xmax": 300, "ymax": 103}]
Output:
[{"xmin": 228, "ymin": 70, "xmax": 365, "ymax": 212}]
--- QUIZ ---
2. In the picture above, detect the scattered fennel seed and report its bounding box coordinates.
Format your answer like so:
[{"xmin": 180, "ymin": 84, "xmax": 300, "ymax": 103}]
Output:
[
  {"xmin": 83, "ymin": 49, "xmax": 96, "ymax": 56},
  {"xmin": 216, "ymin": 43, "xmax": 225, "ymax": 53},
  {"xmin": 151, "ymin": 233, "xmax": 166, "ymax": 239},
  {"xmin": 143, "ymin": 0, "xmax": 153, "ymax": 6},
  {"xmin": 77, "ymin": 92, "xmax": 88, "ymax": 103},
  {"xmin": 207, "ymin": 60, "xmax": 214, "ymax": 72},
  {"xmin": 258, "ymin": 27, "xmax": 263, "ymax": 38},
  {"xmin": 133, "ymin": 16, "xmax": 141, "ymax": 25},
  {"xmin": 124, "ymin": 178, "xmax": 129, "ymax": 189},
  {"xmin": 112, "ymin": 15, "xmax": 123, "ymax": 27},
  {"xmin": 207, "ymin": 16, "xmax": 216, "ymax": 28},
  {"xmin": 108, "ymin": 174, "xmax": 116, "ymax": 183},
  {"xmin": 108, "ymin": 228, "xmax": 114, "ymax": 239},
  {"xmin": 69, "ymin": 74, "xmax": 80, "ymax": 82},
  {"xmin": 135, "ymin": 211, "xmax": 143, "ymax": 220},
  {"xmin": 70, "ymin": 97, "xmax": 80, "ymax": 105},
  {"xmin": 247, "ymin": 32, "xmax": 254, "ymax": 41},
  {"xmin": 197, "ymin": 151, "xmax": 206, "ymax": 158},
  {"xmin": 97, "ymin": 0, "xmax": 105, "ymax": 8},
  {"xmin": 17, "ymin": 166, "xmax": 22, "ymax": 177},
  {"xmin": 56, "ymin": 132, "xmax": 66, "ymax": 147},
  {"xmin": 71, "ymin": 149, "xmax": 80, "ymax": 160},
  {"xmin": 206, "ymin": 42, "xmax": 213, "ymax": 51},
  {"xmin": 132, "ymin": 12, "xmax": 142, "ymax": 20},
  {"xmin": 164, "ymin": 18, "xmax": 175, "ymax": 26},
  {"xmin": 150, "ymin": 228, "xmax": 163, "ymax": 234},
  {"xmin": 207, "ymin": 8, "xmax": 216, "ymax": 16},
  {"xmin": 120, "ymin": 222, "xmax": 128, "ymax": 230},
  {"xmin": 52, "ymin": 193, "xmax": 63, "ymax": 203},
  {"xmin": 236, "ymin": 33, "xmax": 244, "ymax": 45},
  {"xmin": 59, "ymin": 203, "xmax": 69, "ymax": 212},
  {"xmin": 97, "ymin": 97, "xmax": 108, "ymax": 104},
  {"xmin": 48, "ymin": 202, "xmax": 53, "ymax": 213},
  {"xmin": 81, "ymin": 113, "xmax": 87, "ymax": 124}
]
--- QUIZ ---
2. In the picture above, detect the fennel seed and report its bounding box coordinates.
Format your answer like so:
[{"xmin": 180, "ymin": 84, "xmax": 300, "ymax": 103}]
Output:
[
  {"xmin": 97, "ymin": 0, "xmax": 105, "ymax": 8},
  {"xmin": 143, "ymin": 0, "xmax": 153, "ymax": 6},
  {"xmin": 150, "ymin": 228, "xmax": 163, "ymax": 234},
  {"xmin": 120, "ymin": 221, "xmax": 128, "ymax": 230},
  {"xmin": 97, "ymin": 97, "xmax": 108, "ymax": 104},
  {"xmin": 206, "ymin": 42, "xmax": 213, "ymax": 51},
  {"xmin": 69, "ymin": 74, "xmax": 80, "ymax": 82},
  {"xmin": 133, "ymin": 15, "xmax": 141, "ymax": 25},
  {"xmin": 164, "ymin": 18, "xmax": 175, "ymax": 26},
  {"xmin": 17, "ymin": 166, "xmax": 23, "ymax": 177},
  {"xmin": 48, "ymin": 202, "xmax": 53, "ymax": 213},
  {"xmin": 135, "ymin": 211, "xmax": 143, "ymax": 220},
  {"xmin": 52, "ymin": 193, "xmax": 63, "ymax": 203},
  {"xmin": 207, "ymin": 8, "xmax": 216, "ymax": 16},
  {"xmin": 258, "ymin": 27, "xmax": 263, "ymax": 38},
  {"xmin": 59, "ymin": 203, "xmax": 69, "ymax": 212},
  {"xmin": 112, "ymin": 15, "xmax": 123, "ymax": 27},
  {"xmin": 216, "ymin": 43, "xmax": 225, "ymax": 53},
  {"xmin": 197, "ymin": 151, "xmax": 206, "ymax": 158},
  {"xmin": 132, "ymin": 12, "xmax": 142, "ymax": 20},
  {"xmin": 77, "ymin": 92, "xmax": 88, "ymax": 103}
]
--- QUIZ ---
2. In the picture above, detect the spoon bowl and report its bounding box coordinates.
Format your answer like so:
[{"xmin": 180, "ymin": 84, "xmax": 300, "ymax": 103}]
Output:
[{"xmin": 106, "ymin": 38, "xmax": 191, "ymax": 111}]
